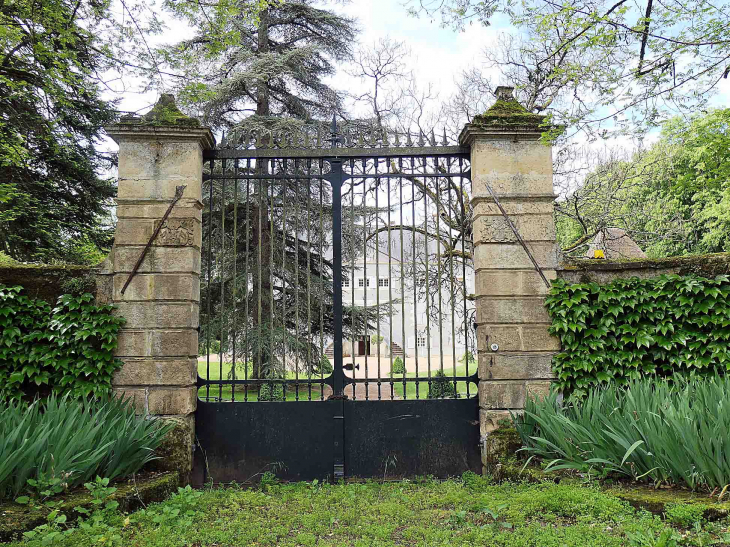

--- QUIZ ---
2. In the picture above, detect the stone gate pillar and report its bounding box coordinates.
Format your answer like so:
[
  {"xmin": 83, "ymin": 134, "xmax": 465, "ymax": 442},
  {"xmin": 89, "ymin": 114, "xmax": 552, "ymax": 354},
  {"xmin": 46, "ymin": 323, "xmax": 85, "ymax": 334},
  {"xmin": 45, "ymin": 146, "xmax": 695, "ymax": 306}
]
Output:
[
  {"xmin": 103, "ymin": 95, "xmax": 214, "ymax": 477},
  {"xmin": 459, "ymin": 87, "xmax": 560, "ymax": 466}
]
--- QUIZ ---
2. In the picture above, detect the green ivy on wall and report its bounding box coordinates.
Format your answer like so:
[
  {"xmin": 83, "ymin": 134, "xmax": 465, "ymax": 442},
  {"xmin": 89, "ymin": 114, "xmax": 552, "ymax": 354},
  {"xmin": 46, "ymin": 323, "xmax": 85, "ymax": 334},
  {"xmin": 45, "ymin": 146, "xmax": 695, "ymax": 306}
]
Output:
[
  {"xmin": 545, "ymin": 275, "xmax": 730, "ymax": 398},
  {"xmin": 0, "ymin": 286, "xmax": 125, "ymax": 400}
]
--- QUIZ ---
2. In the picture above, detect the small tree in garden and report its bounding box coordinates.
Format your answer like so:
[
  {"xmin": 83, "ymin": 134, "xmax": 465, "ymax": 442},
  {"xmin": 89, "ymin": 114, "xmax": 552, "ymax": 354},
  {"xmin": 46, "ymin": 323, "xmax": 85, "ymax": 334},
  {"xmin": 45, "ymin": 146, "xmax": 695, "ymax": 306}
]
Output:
[
  {"xmin": 391, "ymin": 357, "xmax": 406, "ymax": 376},
  {"xmin": 428, "ymin": 370, "xmax": 457, "ymax": 399}
]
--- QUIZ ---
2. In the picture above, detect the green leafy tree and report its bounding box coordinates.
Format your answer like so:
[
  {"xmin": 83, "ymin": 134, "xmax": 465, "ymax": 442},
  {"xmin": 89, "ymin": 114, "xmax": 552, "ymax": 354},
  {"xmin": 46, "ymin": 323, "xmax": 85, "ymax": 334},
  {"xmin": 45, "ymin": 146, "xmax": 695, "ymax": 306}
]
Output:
[
  {"xmin": 414, "ymin": 0, "xmax": 730, "ymax": 140},
  {"xmin": 0, "ymin": 0, "xmax": 122, "ymax": 263},
  {"xmin": 163, "ymin": 2, "xmax": 393, "ymax": 381},
  {"xmin": 556, "ymin": 109, "xmax": 730, "ymax": 256}
]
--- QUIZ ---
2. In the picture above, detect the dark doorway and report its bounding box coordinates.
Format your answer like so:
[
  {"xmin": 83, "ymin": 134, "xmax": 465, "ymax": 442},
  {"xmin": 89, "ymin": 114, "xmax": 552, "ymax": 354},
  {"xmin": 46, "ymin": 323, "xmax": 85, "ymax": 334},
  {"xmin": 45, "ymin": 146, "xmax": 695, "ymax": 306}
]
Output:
[{"xmin": 357, "ymin": 336, "xmax": 371, "ymax": 356}]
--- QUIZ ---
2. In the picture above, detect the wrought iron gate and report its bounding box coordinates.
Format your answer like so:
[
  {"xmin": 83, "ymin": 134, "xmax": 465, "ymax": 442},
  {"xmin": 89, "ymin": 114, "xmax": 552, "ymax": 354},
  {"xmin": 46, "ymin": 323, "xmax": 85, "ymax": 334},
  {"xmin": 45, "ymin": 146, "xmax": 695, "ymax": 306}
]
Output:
[{"xmin": 194, "ymin": 121, "xmax": 479, "ymax": 484}]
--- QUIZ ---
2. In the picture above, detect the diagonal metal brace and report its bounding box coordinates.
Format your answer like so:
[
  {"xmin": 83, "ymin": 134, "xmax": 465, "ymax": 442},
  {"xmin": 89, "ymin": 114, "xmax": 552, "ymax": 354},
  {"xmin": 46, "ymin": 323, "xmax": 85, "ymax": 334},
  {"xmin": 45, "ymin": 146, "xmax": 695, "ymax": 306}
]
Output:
[
  {"xmin": 482, "ymin": 182, "xmax": 552, "ymax": 290},
  {"xmin": 120, "ymin": 185, "xmax": 187, "ymax": 295}
]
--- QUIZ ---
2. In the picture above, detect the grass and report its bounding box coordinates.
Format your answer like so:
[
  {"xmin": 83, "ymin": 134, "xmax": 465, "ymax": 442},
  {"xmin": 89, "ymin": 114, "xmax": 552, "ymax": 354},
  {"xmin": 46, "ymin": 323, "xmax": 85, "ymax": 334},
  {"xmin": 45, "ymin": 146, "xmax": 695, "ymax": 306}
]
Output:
[
  {"xmin": 390, "ymin": 363, "xmax": 476, "ymax": 399},
  {"xmin": 197, "ymin": 359, "xmax": 327, "ymax": 402},
  {"xmin": 197, "ymin": 358, "xmax": 477, "ymax": 401},
  {"xmin": 7, "ymin": 476, "xmax": 730, "ymax": 546}
]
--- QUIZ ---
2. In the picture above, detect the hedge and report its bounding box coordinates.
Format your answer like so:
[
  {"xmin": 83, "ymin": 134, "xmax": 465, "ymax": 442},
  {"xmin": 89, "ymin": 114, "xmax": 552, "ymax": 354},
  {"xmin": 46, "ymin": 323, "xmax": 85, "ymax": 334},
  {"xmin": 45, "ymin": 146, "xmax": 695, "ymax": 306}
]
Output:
[{"xmin": 545, "ymin": 274, "xmax": 730, "ymax": 397}]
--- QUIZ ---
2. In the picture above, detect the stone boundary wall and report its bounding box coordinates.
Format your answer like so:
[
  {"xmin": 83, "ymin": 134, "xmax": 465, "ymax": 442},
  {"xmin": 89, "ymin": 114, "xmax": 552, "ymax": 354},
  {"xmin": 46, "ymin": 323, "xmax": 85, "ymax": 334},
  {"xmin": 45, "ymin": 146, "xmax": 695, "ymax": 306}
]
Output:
[
  {"xmin": 558, "ymin": 253, "xmax": 730, "ymax": 284},
  {"xmin": 0, "ymin": 264, "xmax": 102, "ymax": 303}
]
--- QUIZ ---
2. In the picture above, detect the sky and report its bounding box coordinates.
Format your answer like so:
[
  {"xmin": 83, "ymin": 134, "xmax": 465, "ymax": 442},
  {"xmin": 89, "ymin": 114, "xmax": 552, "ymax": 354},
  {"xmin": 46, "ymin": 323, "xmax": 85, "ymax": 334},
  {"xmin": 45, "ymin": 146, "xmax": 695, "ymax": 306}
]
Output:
[
  {"xmin": 107, "ymin": 0, "xmax": 505, "ymax": 128},
  {"xmin": 103, "ymin": 0, "xmax": 729, "ymax": 168}
]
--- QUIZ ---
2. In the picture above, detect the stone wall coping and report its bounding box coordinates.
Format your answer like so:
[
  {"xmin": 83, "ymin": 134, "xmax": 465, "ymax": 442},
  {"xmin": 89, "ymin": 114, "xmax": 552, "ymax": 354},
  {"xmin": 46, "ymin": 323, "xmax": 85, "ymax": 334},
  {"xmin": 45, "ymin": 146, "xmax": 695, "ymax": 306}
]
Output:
[
  {"xmin": 559, "ymin": 253, "xmax": 730, "ymax": 274},
  {"xmin": 459, "ymin": 124, "xmax": 545, "ymax": 145},
  {"xmin": 105, "ymin": 123, "xmax": 215, "ymax": 150}
]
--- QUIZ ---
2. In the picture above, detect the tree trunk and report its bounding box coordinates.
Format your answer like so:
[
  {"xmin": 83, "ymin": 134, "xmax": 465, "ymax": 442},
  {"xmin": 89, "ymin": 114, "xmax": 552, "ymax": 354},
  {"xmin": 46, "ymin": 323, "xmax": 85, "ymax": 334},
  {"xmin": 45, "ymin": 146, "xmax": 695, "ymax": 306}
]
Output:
[{"xmin": 251, "ymin": 8, "xmax": 273, "ymax": 380}]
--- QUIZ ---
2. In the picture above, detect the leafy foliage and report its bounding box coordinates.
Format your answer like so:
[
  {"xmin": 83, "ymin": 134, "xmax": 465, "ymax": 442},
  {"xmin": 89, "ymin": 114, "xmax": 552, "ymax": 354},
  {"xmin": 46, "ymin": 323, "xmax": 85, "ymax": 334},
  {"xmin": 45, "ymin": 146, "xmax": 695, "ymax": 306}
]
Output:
[
  {"xmin": 258, "ymin": 382, "xmax": 285, "ymax": 402},
  {"xmin": 13, "ymin": 479, "xmax": 730, "ymax": 546},
  {"xmin": 515, "ymin": 376, "xmax": 730, "ymax": 490},
  {"xmin": 428, "ymin": 370, "xmax": 457, "ymax": 399},
  {"xmin": 0, "ymin": 395, "xmax": 173, "ymax": 499},
  {"xmin": 556, "ymin": 109, "xmax": 730, "ymax": 257},
  {"xmin": 0, "ymin": 0, "xmax": 119, "ymax": 263},
  {"xmin": 391, "ymin": 357, "xmax": 406, "ymax": 375},
  {"xmin": 545, "ymin": 275, "xmax": 730, "ymax": 397},
  {"xmin": 412, "ymin": 0, "xmax": 730, "ymax": 139},
  {"xmin": 0, "ymin": 286, "xmax": 125, "ymax": 400}
]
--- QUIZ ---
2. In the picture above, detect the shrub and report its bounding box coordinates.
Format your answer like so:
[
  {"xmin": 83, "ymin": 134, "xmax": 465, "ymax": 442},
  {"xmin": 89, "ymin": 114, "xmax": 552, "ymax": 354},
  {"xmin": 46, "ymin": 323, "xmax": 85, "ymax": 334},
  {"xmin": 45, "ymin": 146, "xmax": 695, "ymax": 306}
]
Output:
[
  {"xmin": 0, "ymin": 394, "xmax": 173, "ymax": 499},
  {"xmin": 664, "ymin": 503, "xmax": 705, "ymax": 528},
  {"xmin": 258, "ymin": 382, "xmax": 285, "ymax": 402},
  {"xmin": 428, "ymin": 370, "xmax": 457, "ymax": 399},
  {"xmin": 514, "ymin": 375, "xmax": 730, "ymax": 490},
  {"xmin": 390, "ymin": 357, "xmax": 405, "ymax": 376},
  {"xmin": 313, "ymin": 356, "xmax": 333, "ymax": 376},
  {"xmin": 0, "ymin": 286, "xmax": 125, "ymax": 400},
  {"xmin": 545, "ymin": 275, "xmax": 730, "ymax": 397}
]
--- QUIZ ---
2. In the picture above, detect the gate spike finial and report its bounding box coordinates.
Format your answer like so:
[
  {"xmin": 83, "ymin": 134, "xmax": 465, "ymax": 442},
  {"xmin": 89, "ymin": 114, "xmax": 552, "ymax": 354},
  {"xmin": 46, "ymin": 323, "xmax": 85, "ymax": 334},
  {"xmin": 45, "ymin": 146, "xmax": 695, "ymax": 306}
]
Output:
[
  {"xmin": 442, "ymin": 128, "xmax": 448, "ymax": 146},
  {"xmin": 357, "ymin": 127, "xmax": 364, "ymax": 147},
  {"xmin": 418, "ymin": 131, "xmax": 425, "ymax": 147},
  {"xmin": 431, "ymin": 129, "xmax": 436, "ymax": 146},
  {"xmin": 406, "ymin": 131, "xmax": 413, "ymax": 147},
  {"xmin": 394, "ymin": 131, "xmax": 400, "ymax": 147}
]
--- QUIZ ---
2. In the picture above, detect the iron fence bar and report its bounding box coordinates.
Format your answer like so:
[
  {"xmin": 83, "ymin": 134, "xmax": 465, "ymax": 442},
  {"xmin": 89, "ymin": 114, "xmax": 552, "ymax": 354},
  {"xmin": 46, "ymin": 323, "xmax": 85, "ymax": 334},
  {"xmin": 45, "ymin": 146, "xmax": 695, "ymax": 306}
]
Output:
[
  {"xmin": 399, "ymin": 158, "xmax": 407, "ymax": 399},
  {"xmin": 410, "ymin": 156, "xmax": 419, "ymax": 400},
  {"xmin": 448, "ymin": 157, "xmax": 458, "ymax": 396},
  {"xmin": 387, "ymin": 159, "xmax": 394, "ymax": 401},
  {"xmin": 436, "ymin": 157, "xmax": 444, "ymax": 380},
  {"xmin": 257, "ymin": 157, "xmax": 264, "ymax": 400},
  {"xmin": 362, "ymin": 158, "xmax": 369, "ymax": 400},
  {"xmin": 349, "ymin": 158, "xmax": 357, "ymax": 400},
  {"xmin": 205, "ymin": 159, "xmax": 213, "ymax": 402},
  {"xmin": 306, "ymin": 159, "xmax": 313, "ymax": 402},
  {"xmin": 375, "ymin": 158, "xmax": 381, "ymax": 400},
  {"xmin": 205, "ymin": 146, "xmax": 468, "ymax": 160},
  {"xmin": 330, "ymin": 159, "xmax": 345, "ymax": 398},
  {"xmin": 281, "ymin": 160, "xmax": 288, "ymax": 401},
  {"xmin": 219, "ymin": 160, "xmax": 227, "ymax": 403},
  {"xmin": 423, "ymin": 157, "xmax": 432, "ymax": 398},
  {"xmin": 232, "ymin": 159, "xmax": 239, "ymax": 402},
  {"xmin": 203, "ymin": 375, "xmax": 475, "ymax": 385},
  {"xmin": 317, "ymin": 162, "xmax": 324, "ymax": 400},
  {"xmin": 244, "ymin": 159, "xmax": 251, "ymax": 401},
  {"xmin": 294, "ymin": 159, "xmax": 300, "ymax": 402},
  {"xmin": 459, "ymin": 157, "xmax": 470, "ymax": 398},
  {"xmin": 269, "ymin": 159, "xmax": 275, "ymax": 393}
]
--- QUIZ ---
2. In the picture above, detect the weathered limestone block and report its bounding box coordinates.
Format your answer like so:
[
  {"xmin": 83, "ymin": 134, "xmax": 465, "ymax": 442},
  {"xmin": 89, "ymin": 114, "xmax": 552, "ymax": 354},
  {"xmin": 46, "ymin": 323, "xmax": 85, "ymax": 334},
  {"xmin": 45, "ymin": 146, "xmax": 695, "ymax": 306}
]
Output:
[
  {"xmin": 477, "ymin": 324, "xmax": 561, "ymax": 352},
  {"xmin": 114, "ymin": 218, "xmax": 201, "ymax": 248},
  {"xmin": 113, "ymin": 301, "xmax": 199, "ymax": 329},
  {"xmin": 473, "ymin": 213, "xmax": 557, "ymax": 244},
  {"xmin": 112, "ymin": 246, "xmax": 201, "ymax": 274},
  {"xmin": 474, "ymin": 241, "xmax": 559, "ymax": 270},
  {"xmin": 479, "ymin": 380, "xmax": 526, "ymax": 410},
  {"xmin": 478, "ymin": 353, "xmax": 555, "ymax": 380},
  {"xmin": 112, "ymin": 358, "xmax": 197, "ymax": 386},
  {"xmin": 112, "ymin": 273, "xmax": 199, "ymax": 302},
  {"xmin": 476, "ymin": 296, "xmax": 552, "ymax": 324},
  {"xmin": 475, "ymin": 269, "xmax": 557, "ymax": 297},
  {"xmin": 148, "ymin": 387, "xmax": 197, "ymax": 415},
  {"xmin": 116, "ymin": 329, "xmax": 199, "ymax": 358}
]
